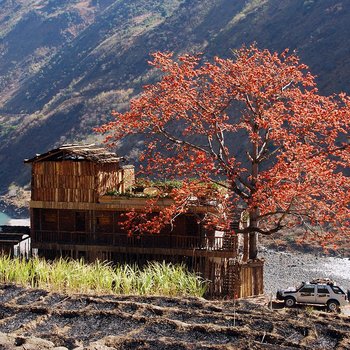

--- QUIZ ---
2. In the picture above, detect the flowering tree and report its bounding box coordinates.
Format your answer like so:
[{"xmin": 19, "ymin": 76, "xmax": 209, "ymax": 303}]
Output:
[{"xmin": 98, "ymin": 45, "xmax": 350, "ymax": 259}]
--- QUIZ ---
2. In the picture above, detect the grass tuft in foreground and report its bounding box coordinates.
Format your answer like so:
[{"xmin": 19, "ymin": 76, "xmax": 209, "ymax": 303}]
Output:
[{"xmin": 0, "ymin": 256, "xmax": 207, "ymax": 297}]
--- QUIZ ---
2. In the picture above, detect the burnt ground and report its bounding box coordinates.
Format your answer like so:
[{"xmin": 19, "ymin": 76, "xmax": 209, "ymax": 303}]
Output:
[{"xmin": 0, "ymin": 285, "xmax": 349, "ymax": 350}]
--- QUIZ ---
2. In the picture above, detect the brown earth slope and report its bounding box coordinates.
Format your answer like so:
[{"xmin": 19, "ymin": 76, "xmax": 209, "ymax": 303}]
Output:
[{"xmin": 0, "ymin": 285, "xmax": 349, "ymax": 350}]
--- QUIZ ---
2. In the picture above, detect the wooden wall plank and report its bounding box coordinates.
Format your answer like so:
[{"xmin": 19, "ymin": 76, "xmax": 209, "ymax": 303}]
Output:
[{"xmin": 30, "ymin": 161, "xmax": 125, "ymax": 203}]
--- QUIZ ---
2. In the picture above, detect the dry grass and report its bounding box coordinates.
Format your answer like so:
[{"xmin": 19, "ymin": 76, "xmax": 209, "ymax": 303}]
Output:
[{"xmin": 0, "ymin": 256, "xmax": 206, "ymax": 297}]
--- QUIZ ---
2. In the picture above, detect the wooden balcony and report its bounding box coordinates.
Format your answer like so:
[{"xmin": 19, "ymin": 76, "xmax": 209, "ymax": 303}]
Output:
[{"xmin": 31, "ymin": 230, "xmax": 237, "ymax": 254}]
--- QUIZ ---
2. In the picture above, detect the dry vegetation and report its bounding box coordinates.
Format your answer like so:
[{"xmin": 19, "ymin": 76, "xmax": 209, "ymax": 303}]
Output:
[
  {"xmin": 0, "ymin": 285, "xmax": 349, "ymax": 349},
  {"xmin": 0, "ymin": 257, "xmax": 206, "ymax": 297}
]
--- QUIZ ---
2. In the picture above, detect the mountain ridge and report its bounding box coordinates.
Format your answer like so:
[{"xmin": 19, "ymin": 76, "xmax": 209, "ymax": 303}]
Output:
[{"xmin": 0, "ymin": 0, "xmax": 349, "ymax": 193}]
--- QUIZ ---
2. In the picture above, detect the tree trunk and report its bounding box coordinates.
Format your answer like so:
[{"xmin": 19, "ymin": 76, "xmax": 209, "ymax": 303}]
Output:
[
  {"xmin": 250, "ymin": 127, "xmax": 259, "ymax": 260},
  {"xmin": 249, "ymin": 231, "xmax": 258, "ymax": 259}
]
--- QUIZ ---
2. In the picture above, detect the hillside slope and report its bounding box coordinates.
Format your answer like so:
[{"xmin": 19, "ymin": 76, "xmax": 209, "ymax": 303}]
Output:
[
  {"xmin": 0, "ymin": 284, "xmax": 349, "ymax": 349},
  {"xmin": 0, "ymin": 0, "xmax": 349, "ymax": 192}
]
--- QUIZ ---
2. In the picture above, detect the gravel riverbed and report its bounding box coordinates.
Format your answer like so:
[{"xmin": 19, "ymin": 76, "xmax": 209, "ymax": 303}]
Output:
[{"xmin": 262, "ymin": 248, "xmax": 350, "ymax": 295}]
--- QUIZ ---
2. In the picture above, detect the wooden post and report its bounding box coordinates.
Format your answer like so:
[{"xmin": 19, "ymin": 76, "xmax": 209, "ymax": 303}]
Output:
[{"xmin": 243, "ymin": 233, "xmax": 249, "ymax": 262}]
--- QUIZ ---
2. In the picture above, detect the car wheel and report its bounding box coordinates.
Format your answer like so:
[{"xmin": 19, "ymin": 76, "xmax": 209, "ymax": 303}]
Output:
[
  {"xmin": 284, "ymin": 296, "xmax": 296, "ymax": 307},
  {"xmin": 327, "ymin": 300, "xmax": 339, "ymax": 312}
]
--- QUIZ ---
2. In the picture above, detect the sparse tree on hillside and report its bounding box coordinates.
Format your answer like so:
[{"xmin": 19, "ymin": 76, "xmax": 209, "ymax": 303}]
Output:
[{"xmin": 98, "ymin": 45, "xmax": 350, "ymax": 259}]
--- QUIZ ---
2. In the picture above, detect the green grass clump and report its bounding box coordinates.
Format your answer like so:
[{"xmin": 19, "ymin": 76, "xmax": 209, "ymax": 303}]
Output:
[{"xmin": 0, "ymin": 256, "xmax": 207, "ymax": 297}]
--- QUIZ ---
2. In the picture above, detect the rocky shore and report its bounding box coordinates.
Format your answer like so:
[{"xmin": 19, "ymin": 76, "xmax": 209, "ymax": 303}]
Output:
[{"xmin": 262, "ymin": 248, "xmax": 350, "ymax": 295}]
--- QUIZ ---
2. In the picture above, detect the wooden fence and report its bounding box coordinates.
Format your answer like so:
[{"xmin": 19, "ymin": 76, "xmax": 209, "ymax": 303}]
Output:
[
  {"xmin": 238, "ymin": 259, "xmax": 264, "ymax": 298},
  {"xmin": 204, "ymin": 258, "xmax": 264, "ymax": 299}
]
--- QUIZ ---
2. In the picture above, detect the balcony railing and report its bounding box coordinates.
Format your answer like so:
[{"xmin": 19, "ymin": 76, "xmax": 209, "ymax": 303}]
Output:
[{"xmin": 32, "ymin": 230, "xmax": 237, "ymax": 252}]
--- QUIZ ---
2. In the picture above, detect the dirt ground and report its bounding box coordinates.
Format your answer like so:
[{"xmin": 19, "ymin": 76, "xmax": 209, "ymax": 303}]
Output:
[{"xmin": 0, "ymin": 285, "xmax": 349, "ymax": 350}]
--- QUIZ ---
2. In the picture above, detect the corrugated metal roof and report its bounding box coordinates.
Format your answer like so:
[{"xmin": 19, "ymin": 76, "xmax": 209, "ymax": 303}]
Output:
[{"xmin": 24, "ymin": 144, "xmax": 124, "ymax": 164}]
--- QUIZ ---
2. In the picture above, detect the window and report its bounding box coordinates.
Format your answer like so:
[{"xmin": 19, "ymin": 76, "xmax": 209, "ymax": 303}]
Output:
[
  {"xmin": 95, "ymin": 212, "xmax": 113, "ymax": 233},
  {"xmin": 299, "ymin": 286, "xmax": 315, "ymax": 294},
  {"xmin": 41, "ymin": 209, "xmax": 57, "ymax": 230},
  {"xmin": 59, "ymin": 210, "xmax": 74, "ymax": 231},
  {"xmin": 75, "ymin": 212, "xmax": 86, "ymax": 231},
  {"xmin": 43, "ymin": 210, "xmax": 57, "ymax": 224},
  {"xmin": 186, "ymin": 215, "xmax": 199, "ymax": 236},
  {"xmin": 331, "ymin": 285, "xmax": 345, "ymax": 294},
  {"xmin": 96, "ymin": 216, "xmax": 112, "ymax": 226},
  {"xmin": 33, "ymin": 209, "xmax": 41, "ymax": 230},
  {"xmin": 317, "ymin": 286, "xmax": 329, "ymax": 294}
]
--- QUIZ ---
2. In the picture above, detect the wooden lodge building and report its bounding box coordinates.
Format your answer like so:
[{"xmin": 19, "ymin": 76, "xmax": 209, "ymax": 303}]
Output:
[{"xmin": 25, "ymin": 144, "xmax": 263, "ymax": 298}]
